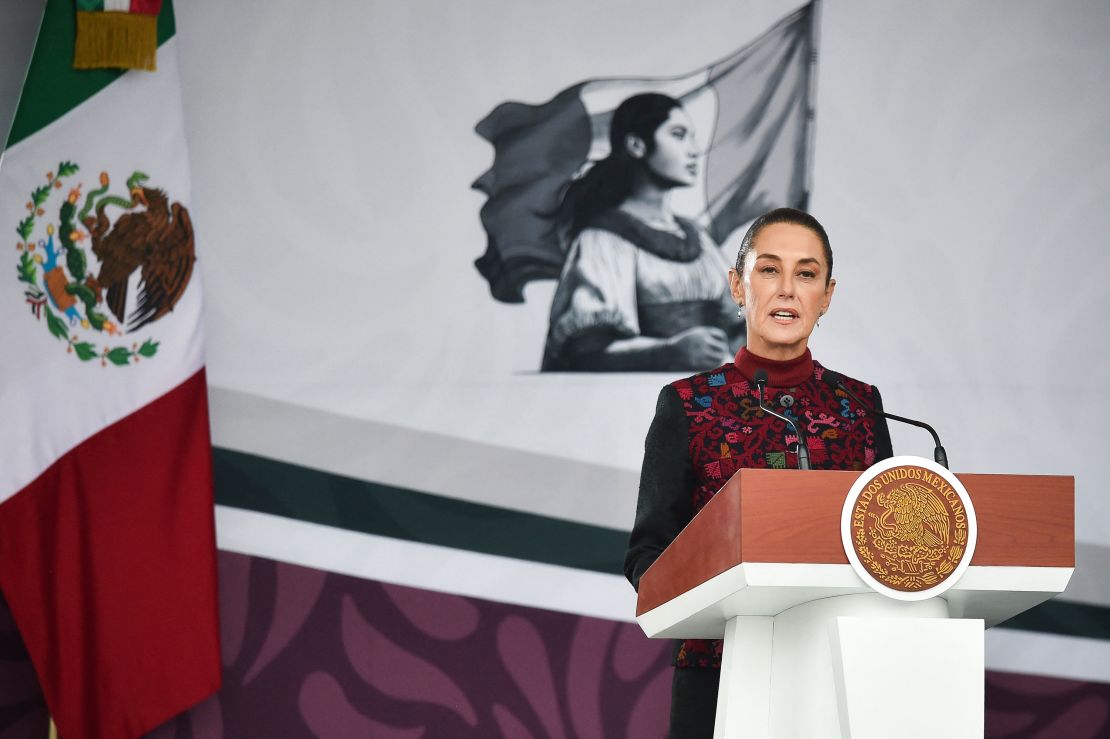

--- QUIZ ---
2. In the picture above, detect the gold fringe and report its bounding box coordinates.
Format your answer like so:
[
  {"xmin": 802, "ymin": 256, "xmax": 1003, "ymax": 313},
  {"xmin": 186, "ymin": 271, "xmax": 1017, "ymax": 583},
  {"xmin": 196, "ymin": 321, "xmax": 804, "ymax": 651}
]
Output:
[{"xmin": 73, "ymin": 11, "xmax": 158, "ymax": 71}]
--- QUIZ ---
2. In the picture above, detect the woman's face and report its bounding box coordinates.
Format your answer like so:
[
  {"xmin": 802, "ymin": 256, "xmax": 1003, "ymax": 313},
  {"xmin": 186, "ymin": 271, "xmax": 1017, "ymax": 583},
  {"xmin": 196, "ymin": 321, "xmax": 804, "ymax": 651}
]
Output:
[
  {"xmin": 642, "ymin": 107, "xmax": 699, "ymax": 187},
  {"xmin": 728, "ymin": 222, "xmax": 835, "ymax": 361}
]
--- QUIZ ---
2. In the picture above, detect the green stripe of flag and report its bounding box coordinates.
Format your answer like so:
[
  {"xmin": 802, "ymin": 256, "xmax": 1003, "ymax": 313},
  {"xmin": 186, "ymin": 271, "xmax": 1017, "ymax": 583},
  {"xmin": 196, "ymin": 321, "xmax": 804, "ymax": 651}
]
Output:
[
  {"xmin": 75, "ymin": 0, "xmax": 106, "ymax": 11},
  {"xmin": 213, "ymin": 447, "xmax": 630, "ymax": 576},
  {"xmin": 5, "ymin": 0, "xmax": 176, "ymax": 150}
]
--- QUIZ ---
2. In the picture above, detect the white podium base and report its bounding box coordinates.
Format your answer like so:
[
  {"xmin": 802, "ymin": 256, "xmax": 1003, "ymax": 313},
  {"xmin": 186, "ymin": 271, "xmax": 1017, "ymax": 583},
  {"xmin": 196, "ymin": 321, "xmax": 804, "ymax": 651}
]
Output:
[
  {"xmin": 713, "ymin": 593, "xmax": 983, "ymax": 738},
  {"xmin": 832, "ymin": 616, "xmax": 983, "ymax": 738}
]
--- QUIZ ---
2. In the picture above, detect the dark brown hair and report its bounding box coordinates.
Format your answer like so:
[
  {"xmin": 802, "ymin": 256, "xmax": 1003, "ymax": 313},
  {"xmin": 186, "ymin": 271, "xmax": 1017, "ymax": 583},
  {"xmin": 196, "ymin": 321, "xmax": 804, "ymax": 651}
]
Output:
[
  {"xmin": 560, "ymin": 93, "xmax": 682, "ymax": 239},
  {"xmin": 735, "ymin": 207, "xmax": 833, "ymax": 285}
]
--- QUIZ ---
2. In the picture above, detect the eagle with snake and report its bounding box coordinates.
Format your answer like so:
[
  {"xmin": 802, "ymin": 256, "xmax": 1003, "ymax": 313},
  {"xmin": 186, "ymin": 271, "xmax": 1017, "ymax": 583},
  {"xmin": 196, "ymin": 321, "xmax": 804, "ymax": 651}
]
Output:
[
  {"xmin": 82, "ymin": 171, "xmax": 195, "ymax": 332},
  {"xmin": 874, "ymin": 481, "xmax": 950, "ymax": 549}
]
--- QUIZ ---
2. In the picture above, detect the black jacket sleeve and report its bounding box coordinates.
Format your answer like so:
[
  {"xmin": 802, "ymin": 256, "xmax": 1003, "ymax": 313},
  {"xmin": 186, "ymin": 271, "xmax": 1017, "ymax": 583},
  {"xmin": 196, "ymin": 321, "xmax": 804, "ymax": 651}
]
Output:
[
  {"xmin": 871, "ymin": 386, "xmax": 895, "ymax": 462},
  {"xmin": 624, "ymin": 385, "xmax": 694, "ymax": 591}
]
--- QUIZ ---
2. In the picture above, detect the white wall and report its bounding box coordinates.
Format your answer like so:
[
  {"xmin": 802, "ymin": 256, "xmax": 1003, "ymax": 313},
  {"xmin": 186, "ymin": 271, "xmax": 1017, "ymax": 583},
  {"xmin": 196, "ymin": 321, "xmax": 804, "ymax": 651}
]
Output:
[{"xmin": 164, "ymin": 0, "xmax": 1110, "ymax": 542}]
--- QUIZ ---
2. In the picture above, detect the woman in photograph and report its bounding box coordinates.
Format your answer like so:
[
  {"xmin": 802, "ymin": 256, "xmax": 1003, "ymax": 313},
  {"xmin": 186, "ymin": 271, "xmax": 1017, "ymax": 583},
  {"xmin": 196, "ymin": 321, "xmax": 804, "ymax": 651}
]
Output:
[
  {"xmin": 540, "ymin": 93, "xmax": 743, "ymax": 372},
  {"xmin": 624, "ymin": 207, "xmax": 895, "ymax": 737}
]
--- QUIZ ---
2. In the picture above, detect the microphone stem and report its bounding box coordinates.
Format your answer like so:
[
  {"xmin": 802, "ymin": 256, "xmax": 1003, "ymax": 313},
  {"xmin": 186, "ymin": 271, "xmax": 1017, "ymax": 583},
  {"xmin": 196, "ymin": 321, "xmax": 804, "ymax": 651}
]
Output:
[
  {"xmin": 796, "ymin": 441, "xmax": 812, "ymax": 470},
  {"xmin": 835, "ymin": 380, "xmax": 948, "ymax": 469},
  {"xmin": 756, "ymin": 379, "xmax": 811, "ymax": 471}
]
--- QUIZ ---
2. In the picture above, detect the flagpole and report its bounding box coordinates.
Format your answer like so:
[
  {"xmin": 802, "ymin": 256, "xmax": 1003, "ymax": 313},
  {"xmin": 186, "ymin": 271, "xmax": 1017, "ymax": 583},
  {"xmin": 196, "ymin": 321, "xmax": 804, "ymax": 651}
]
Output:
[{"xmin": 48, "ymin": 717, "xmax": 58, "ymax": 739}]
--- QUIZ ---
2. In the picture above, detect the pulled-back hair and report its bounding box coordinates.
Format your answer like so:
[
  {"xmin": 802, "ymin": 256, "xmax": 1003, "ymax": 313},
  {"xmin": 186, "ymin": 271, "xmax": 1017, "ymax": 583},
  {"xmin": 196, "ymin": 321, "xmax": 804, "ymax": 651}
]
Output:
[
  {"xmin": 735, "ymin": 208, "xmax": 833, "ymax": 285},
  {"xmin": 559, "ymin": 93, "xmax": 681, "ymax": 239}
]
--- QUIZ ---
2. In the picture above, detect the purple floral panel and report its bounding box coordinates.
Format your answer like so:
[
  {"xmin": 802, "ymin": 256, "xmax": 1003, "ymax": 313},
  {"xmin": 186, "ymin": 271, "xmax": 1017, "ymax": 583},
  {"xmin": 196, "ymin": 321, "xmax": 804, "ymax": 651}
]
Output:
[
  {"xmin": 145, "ymin": 551, "xmax": 673, "ymax": 738},
  {"xmin": 3, "ymin": 552, "xmax": 1108, "ymax": 738},
  {"xmin": 986, "ymin": 670, "xmax": 1110, "ymax": 738}
]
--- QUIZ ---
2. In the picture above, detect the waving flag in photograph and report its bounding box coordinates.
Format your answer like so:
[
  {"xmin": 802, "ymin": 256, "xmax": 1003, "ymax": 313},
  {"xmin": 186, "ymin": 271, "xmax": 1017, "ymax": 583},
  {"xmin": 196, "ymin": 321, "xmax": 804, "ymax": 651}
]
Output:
[
  {"xmin": 473, "ymin": 1, "xmax": 818, "ymax": 303},
  {"xmin": 0, "ymin": 1, "xmax": 219, "ymax": 737}
]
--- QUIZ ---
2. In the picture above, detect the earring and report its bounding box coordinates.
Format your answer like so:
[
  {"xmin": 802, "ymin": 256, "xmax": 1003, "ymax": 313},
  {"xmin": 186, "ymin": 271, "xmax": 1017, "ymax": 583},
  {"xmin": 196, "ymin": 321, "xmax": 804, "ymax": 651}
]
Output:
[
  {"xmin": 817, "ymin": 310, "xmax": 824, "ymax": 327},
  {"xmin": 737, "ymin": 303, "xmax": 744, "ymax": 318}
]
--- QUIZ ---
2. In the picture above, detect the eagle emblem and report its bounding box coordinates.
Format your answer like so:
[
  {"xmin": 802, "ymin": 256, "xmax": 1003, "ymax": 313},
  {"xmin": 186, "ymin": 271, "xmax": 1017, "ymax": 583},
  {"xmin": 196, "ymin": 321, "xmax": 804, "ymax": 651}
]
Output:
[
  {"xmin": 14, "ymin": 162, "xmax": 195, "ymax": 366},
  {"xmin": 843, "ymin": 460, "xmax": 975, "ymax": 596},
  {"xmin": 874, "ymin": 483, "xmax": 950, "ymax": 552}
]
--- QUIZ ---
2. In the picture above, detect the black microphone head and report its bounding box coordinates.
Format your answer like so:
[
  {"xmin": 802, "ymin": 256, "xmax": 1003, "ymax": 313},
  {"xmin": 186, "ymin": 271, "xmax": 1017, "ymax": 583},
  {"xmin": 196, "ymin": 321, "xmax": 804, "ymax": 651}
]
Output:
[
  {"xmin": 822, "ymin": 369, "xmax": 870, "ymax": 414},
  {"xmin": 754, "ymin": 368, "xmax": 769, "ymax": 386},
  {"xmin": 821, "ymin": 369, "xmax": 842, "ymax": 390}
]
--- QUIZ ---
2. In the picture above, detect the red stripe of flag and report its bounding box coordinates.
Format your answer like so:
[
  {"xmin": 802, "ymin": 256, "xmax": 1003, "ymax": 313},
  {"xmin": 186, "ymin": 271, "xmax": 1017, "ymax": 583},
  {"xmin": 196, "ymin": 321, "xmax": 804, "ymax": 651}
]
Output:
[
  {"xmin": 129, "ymin": 0, "xmax": 163, "ymax": 15},
  {"xmin": 0, "ymin": 369, "xmax": 220, "ymax": 739}
]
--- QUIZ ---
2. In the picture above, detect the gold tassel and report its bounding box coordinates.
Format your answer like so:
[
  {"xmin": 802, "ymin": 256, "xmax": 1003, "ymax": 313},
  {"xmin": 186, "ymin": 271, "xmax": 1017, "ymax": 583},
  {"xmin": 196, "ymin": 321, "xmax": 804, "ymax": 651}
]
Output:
[{"xmin": 73, "ymin": 11, "xmax": 158, "ymax": 71}]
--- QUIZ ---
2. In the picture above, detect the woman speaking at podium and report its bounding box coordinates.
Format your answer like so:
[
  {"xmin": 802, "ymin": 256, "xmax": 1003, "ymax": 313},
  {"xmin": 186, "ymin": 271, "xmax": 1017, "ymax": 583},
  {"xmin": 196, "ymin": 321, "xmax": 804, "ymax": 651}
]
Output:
[{"xmin": 624, "ymin": 208, "xmax": 894, "ymax": 737}]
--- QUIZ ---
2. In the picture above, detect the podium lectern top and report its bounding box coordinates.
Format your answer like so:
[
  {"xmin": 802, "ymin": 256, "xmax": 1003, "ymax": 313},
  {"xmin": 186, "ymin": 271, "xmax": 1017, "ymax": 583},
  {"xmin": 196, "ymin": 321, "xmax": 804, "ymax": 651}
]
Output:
[{"xmin": 637, "ymin": 468, "xmax": 1073, "ymax": 626}]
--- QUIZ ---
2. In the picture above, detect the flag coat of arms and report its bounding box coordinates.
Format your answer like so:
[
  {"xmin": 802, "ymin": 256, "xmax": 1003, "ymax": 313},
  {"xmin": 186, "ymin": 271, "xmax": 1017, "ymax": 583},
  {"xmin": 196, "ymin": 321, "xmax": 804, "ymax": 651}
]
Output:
[{"xmin": 0, "ymin": 1, "xmax": 220, "ymax": 737}]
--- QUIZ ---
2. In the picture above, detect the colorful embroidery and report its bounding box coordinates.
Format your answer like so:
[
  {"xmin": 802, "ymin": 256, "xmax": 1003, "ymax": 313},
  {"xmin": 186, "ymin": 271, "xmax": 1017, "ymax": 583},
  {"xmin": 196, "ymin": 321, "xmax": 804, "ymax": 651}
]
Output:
[{"xmin": 669, "ymin": 359, "xmax": 880, "ymax": 669}]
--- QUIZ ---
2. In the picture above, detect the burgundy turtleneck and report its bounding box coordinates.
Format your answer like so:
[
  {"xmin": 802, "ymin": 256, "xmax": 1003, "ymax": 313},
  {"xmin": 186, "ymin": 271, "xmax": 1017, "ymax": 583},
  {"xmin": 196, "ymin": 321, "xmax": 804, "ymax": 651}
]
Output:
[{"xmin": 732, "ymin": 346, "xmax": 814, "ymax": 387}]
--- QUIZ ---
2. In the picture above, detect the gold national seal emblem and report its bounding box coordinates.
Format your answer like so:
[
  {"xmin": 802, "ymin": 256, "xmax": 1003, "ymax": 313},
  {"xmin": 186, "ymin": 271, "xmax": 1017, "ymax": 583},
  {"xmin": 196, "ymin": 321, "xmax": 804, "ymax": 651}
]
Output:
[{"xmin": 841, "ymin": 456, "xmax": 977, "ymax": 601}]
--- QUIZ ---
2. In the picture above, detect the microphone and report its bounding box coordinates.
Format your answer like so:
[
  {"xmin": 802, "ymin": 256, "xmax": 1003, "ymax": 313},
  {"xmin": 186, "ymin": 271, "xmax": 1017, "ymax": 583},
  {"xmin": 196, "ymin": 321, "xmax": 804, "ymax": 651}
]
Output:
[
  {"xmin": 822, "ymin": 370, "xmax": 949, "ymax": 469},
  {"xmin": 753, "ymin": 368, "xmax": 811, "ymax": 471}
]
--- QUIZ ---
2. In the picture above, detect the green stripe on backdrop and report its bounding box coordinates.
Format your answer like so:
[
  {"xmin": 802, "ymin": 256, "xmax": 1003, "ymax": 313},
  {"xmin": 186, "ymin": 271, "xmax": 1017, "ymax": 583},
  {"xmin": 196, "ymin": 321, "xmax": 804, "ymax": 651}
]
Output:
[
  {"xmin": 1000, "ymin": 600, "xmax": 1110, "ymax": 642},
  {"xmin": 213, "ymin": 447, "xmax": 1110, "ymax": 641},
  {"xmin": 5, "ymin": 0, "xmax": 176, "ymax": 149},
  {"xmin": 213, "ymin": 447, "xmax": 629, "ymax": 576}
]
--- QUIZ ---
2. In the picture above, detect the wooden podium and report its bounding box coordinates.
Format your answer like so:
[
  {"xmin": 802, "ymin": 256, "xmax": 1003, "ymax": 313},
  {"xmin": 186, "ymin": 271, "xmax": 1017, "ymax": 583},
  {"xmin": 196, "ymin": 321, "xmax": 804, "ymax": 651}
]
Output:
[{"xmin": 635, "ymin": 469, "xmax": 1074, "ymax": 739}]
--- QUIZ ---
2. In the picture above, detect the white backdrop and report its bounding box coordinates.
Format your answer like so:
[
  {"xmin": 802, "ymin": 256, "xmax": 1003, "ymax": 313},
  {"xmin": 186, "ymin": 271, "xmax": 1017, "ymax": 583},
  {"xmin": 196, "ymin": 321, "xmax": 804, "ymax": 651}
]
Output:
[
  {"xmin": 3, "ymin": 0, "xmax": 1109, "ymax": 686},
  {"xmin": 175, "ymin": 0, "xmax": 1109, "ymax": 538}
]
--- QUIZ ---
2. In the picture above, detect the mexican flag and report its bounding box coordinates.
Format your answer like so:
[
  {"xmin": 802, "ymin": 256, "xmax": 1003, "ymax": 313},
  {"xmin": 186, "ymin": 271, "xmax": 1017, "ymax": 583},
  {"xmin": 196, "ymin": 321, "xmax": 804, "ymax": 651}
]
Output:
[{"xmin": 0, "ymin": 1, "xmax": 220, "ymax": 737}]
